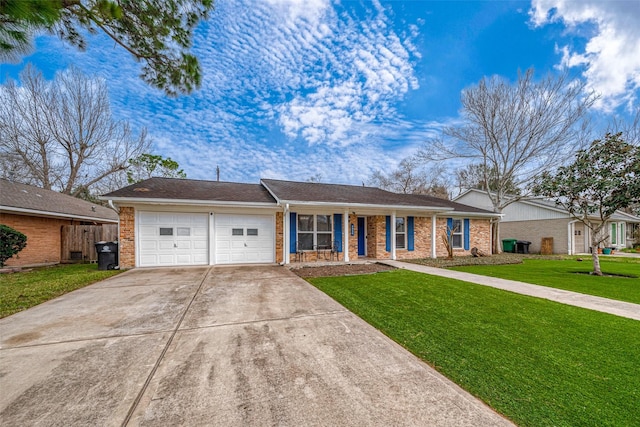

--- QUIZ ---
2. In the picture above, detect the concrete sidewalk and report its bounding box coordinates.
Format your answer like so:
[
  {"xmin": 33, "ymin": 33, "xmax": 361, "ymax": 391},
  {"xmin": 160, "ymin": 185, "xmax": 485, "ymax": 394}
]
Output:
[{"xmin": 383, "ymin": 261, "xmax": 640, "ymax": 321}]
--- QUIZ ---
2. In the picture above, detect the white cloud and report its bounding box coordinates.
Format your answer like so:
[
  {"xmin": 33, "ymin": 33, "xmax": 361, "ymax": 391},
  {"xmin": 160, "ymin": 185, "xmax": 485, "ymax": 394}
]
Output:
[
  {"xmin": 530, "ymin": 0, "xmax": 640, "ymax": 111},
  {"xmin": 192, "ymin": 0, "xmax": 419, "ymax": 147},
  {"xmin": 16, "ymin": 0, "xmax": 425, "ymax": 186}
]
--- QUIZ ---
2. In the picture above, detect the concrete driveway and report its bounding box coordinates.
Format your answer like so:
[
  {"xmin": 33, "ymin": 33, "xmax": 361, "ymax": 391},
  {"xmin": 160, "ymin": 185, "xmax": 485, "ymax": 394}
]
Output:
[{"xmin": 0, "ymin": 266, "xmax": 513, "ymax": 426}]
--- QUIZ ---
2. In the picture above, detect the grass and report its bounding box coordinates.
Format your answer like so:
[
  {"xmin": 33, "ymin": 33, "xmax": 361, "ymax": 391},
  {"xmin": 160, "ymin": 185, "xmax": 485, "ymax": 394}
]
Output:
[
  {"xmin": 449, "ymin": 257, "xmax": 640, "ymax": 305},
  {"xmin": 0, "ymin": 264, "xmax": 122, "ymax": 318},
  {"xmin": 310, "ymin": 270, "xmax": 640, "ymax": 427}
]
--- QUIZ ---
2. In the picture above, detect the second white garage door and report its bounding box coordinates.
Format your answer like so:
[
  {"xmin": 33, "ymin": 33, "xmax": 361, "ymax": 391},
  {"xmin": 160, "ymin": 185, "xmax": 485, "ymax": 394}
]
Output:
[{"xmin": 215, "ymin": 214, "xmax": 274, "ymax": 264}]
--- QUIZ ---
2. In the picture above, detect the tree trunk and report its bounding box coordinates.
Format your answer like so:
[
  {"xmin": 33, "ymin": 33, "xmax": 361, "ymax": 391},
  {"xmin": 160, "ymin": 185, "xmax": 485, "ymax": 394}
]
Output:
[
  {"xmin": 491, "ymin": 218, "xmax": 502, "ymax": 254},
  {"xmin": 591, "ymin": 250, "xmax": 603, "ymax": 276},
  {"xmin": 590, "ymin": 234, "xmax": 603, "ymax": 276}
]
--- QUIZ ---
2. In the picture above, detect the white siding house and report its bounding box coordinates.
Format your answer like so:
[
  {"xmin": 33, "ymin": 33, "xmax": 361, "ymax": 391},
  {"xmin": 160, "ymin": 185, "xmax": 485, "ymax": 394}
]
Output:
[{"xmin": 454, "ymin": 189, "xmax": 640, "ymax": 254}]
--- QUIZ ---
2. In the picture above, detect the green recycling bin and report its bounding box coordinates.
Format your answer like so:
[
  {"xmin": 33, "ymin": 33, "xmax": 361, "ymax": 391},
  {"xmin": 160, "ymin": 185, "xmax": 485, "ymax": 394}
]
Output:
[{"xmin": 502, "ymin": 238, "xmax": 517, "ymax": 253}]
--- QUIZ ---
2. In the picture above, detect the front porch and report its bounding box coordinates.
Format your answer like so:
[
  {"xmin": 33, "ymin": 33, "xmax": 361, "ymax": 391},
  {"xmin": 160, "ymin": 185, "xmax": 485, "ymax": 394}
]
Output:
[{"xmin": 278, "ymin": 210, "xmax": 491, "ymax": 265}]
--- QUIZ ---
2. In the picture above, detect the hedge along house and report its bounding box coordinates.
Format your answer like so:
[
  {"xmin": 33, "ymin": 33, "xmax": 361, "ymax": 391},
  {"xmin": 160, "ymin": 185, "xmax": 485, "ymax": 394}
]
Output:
[{"xmin": 102, "ymin": 177, "xmax": 498, "ymax": 269}]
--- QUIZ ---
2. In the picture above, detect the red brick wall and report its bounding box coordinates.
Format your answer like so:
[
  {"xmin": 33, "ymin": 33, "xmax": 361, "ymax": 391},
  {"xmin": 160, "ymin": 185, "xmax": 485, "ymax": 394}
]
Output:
[
  {"xmin": 348, "ymin": 214, "xmax": 358, "ymax": 261},
  {"xmin": 118, "ymin": 207, "xmax": 135, "ymax": 269},
  {"xmin": 363, "ymin": 215, "xmax": 492, "ymax": 260},
  {"xmin": 0, "ymin": 213, "xmax": 69, "ymax": 267}
]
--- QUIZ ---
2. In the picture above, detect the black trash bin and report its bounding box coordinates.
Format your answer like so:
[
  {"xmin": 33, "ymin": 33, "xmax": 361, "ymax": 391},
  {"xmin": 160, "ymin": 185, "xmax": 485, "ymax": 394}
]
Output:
[
  {"xmin": 516, "ymin": 240, "xmax": 532, "ymax": 254},
  {"xmin": 95, "ymin": 241, "xmax": 118, "ymax": 270}
]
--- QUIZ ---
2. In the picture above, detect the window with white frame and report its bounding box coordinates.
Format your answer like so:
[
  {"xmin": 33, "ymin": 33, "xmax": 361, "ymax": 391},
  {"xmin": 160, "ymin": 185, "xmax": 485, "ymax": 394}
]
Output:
[
  {"xmin": 395, "ymin": 217, "xmax": 406, "ymax": 249},
  {"xmin": 451, "ymin": 219, "xmax": 463, "ymax": 248},
  {"xmin": 298, "ymin": 214, "xmax": 332, "ymax": 250}
]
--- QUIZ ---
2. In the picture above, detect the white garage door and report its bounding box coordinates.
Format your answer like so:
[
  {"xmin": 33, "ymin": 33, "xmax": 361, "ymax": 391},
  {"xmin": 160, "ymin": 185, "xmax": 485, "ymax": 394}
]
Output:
[
  {"xmin": 138, "ymin": 212, "xmax": 208, "ymax": 267},
  {"xmin": 215, "ymin": 214, "xmax": 274, "ymax": 264}
]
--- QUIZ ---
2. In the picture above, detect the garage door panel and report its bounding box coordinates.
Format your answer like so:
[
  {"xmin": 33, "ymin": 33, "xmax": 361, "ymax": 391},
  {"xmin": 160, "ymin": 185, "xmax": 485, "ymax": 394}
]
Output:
[
  {"xmin": 193, "ymin": 228, "xmax": 207, "ymax": 237},
  {"xmin": 158, "ymin": 240, "xmax": 174, "ymax": 250},
  {"xmin": 193, "ymin": 241, "xmax": 208, "ymax": 250},
  {"xmin": 176, "ymin": 241, "xmax": 191, "ymax": 250},
  {"xmin": 158, "ymin": 254, "xmax": 175, "ymax": 264},
  {"xmin": 139, "ymin": 240, "xmax": 157, "ymax": 250},
  {"xmin": 139, "ymin": 212, "xmax": 158, "ymax": 222}
]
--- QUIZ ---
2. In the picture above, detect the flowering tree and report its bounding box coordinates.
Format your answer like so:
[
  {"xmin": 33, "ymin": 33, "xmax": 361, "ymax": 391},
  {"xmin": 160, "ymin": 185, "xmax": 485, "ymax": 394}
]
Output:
[{"xmin": 532, "ymin": 133, "xmax": 640, "ymax": 275}]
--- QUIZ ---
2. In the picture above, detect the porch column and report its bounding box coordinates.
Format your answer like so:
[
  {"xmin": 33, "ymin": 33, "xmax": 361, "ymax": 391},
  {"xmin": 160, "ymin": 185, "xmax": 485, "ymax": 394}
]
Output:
[
  {"xmin": 431, "ymin": 214, "xmax": 437, "ymax": 258},
  {"xmin": 284, "ymin": 205, "xmax": 290, "ymax": 264},
  {"xmin": 343, "ymin": 210, "xmax": 349, "ymax": 262},
  {"xmin": 567, "ymin": 220, "xmax": 578, "ymax": 255},
  {"xmin": 391, "ymin": 211, "xmax": 397, "ymax": 260}
]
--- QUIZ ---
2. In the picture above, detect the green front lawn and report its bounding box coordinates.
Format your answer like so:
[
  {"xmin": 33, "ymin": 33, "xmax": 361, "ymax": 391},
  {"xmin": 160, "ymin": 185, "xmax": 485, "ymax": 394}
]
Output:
[
  {"xmin": 0, "ymin": 264, "xmax": 122, "ymax": 318},
  {"xmin": 310, "ymin": 270, "xmax": 640, "ymax": 427},
  {"xmin": 450, "ymin": 257, "xmax": 640, "ymax": 305}
]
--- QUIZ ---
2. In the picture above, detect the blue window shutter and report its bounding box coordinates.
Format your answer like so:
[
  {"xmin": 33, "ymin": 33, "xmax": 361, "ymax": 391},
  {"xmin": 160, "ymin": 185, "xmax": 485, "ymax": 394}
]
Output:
[
  {"xmin": 334, "ymin": 214, "xmax": 343, "ymax": 252},
  {"xmin": 407, "ymin": 216, "xmax": 415, "ymax": 251},
  {"xmin": 464, "ymin": 218, "xmax": 470, "ymax": 250},
  {"xmin": 385, "ymin": 216, "xmax": 391, "ymax": 252},
  {"xmin": 289, "ymin": 212, "xmax": 297, "ymax": 253},
  {"xmin": 447, "ymin": 218, "xmax": 453, "ymax": 238}
]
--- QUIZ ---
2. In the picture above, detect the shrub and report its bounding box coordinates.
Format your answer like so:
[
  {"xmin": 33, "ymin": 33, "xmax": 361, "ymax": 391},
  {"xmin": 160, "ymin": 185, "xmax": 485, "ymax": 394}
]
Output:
[{"xmin": 0, "ymin": 225, "xmax": 27, "ymax": 267}]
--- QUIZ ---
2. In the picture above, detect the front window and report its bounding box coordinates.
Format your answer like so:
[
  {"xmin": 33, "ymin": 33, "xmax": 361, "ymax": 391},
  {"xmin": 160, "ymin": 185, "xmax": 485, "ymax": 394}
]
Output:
[
  {"xmin": 298, "ymin": 214, "xmax": 332, "ymax": 250},
  {"xmin": 451, "ymin": 219, "xmax": 463, "ymax": 248},
  {"xmin": 396, "ymin": 217, "xmax": 406, "ymax": 249}
]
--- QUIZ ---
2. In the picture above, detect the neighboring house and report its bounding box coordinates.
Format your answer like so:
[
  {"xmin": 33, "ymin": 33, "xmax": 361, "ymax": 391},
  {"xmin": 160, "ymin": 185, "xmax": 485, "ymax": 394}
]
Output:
[
  {"xmin": 102, "ymin": 178, "xmax": 498, "ymax": 269},
  {"xmin": 0, "ymin": 179, "xmax": 119, "ymax": 267},
  {"xmin": 453, "ymin": 188, "xmax": 640, "ymax": 254}
]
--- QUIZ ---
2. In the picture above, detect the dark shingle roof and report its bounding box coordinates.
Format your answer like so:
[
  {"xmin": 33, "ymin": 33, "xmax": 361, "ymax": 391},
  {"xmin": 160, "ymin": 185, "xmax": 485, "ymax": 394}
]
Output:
[
  {"xmin": 1, "ymin": 179, "xmax": 118, "ymax": 222},
  {"xmin": 102, "ymin": 177, "xmax": 276, "ymax": 204},
  {"xmin": 101, "ymin": 177, "xmax": 495, "ymax": 216},
  {"xmin": 410, "ymin": 194, "xmax": 496, "ymax": 214},
  {"xmin": 261, "ymin": 179, "xmax": 495, "ymax": 214},
  {"xmin": 262, "ymin": 179, "xmax": 430, "ymax": 206}
]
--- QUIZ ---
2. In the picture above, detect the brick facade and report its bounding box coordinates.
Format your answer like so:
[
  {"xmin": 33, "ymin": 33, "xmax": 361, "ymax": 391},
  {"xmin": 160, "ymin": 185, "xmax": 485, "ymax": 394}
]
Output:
[
  {"xmin": 348, "ymin": 214, "xmax": 358, "ymax": 261},
  {"xmin": 116, "ymin": 206, "xmax": 493, "ymax": 267},
  {"xmin": 0, "ymin": 213, "xmax": 69, "ymax": 267},
  {"xmin": 118, "ymin": 207, "xmax": 135, "ymax": 269}
]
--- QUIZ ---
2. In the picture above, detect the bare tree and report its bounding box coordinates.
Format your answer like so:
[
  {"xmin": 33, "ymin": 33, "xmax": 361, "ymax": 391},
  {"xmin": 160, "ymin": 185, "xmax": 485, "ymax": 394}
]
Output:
[
  {"xmin": 607, "ymin": 108, "xmax": 640, "ymax": 145},
  {"xmin": 0, "ymin": 65, "xmax": 149, "ymax": 196},
  {"xmin": 419, "ymin": 69, "xmax": 597, "ymax": 252},
  {"xmin": 454, "ymin": 163, "xmax": 520, "ymax": 196},
  {"xmin": 368, "ymin": 157, "xmax": 450, "ymax": 198}
]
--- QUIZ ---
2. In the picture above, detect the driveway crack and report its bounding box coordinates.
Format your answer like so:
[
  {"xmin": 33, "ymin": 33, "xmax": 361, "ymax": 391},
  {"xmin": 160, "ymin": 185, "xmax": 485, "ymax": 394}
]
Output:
[{"xmin": 120, "ymin": 267, "xmax": 212, "ymax": 427}]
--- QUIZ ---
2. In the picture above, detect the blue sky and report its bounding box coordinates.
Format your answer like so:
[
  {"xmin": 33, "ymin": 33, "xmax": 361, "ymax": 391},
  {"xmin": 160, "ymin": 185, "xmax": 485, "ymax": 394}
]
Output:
[{"xmin": 2, "ymin": 0, "xmax": 639, "ymax": 186}]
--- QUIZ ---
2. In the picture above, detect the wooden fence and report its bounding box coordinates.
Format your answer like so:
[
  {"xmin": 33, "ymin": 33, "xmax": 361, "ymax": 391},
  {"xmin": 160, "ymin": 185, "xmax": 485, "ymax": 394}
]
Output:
[{"xmin": 61, "ymin": 224, "xmax": 118, "ymax": 263}]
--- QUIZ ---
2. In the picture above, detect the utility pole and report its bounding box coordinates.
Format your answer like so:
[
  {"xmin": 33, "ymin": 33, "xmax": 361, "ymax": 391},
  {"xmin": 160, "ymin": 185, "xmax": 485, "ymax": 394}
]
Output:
[{"xmin": 216, "ymin": 165, "xmax": 220, "ymax": 181}]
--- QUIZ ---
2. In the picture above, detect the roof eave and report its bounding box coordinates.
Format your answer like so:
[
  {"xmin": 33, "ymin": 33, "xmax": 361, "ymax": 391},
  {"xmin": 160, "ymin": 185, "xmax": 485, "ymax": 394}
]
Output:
[
  {"xmin": 102, "ymin": 196, "xmax": 279, "ymax": 209},
  {"xmin": 281, "ymin": 199, "xmax": 454, "ymax": 212},
  {"xmin": 1, "ymin": 205, "xmax": 118, "ymax": 223},
  {"xmin": 445, "ymin": 211, "xmax": 502, "ymax": 218}
]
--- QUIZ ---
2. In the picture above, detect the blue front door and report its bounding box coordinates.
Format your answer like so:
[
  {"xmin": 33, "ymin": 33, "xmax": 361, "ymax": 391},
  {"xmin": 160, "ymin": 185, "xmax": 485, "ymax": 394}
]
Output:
[{"xmin": 357, "ymin": 217, "xmax": 366, "ymax": 256}]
